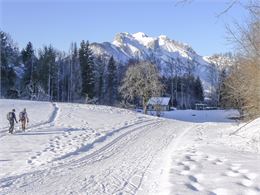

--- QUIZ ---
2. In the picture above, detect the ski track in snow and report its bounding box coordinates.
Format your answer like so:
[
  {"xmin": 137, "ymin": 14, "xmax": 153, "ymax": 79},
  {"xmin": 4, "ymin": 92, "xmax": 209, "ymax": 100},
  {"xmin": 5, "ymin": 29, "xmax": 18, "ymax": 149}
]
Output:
[
  {"xmin": 27, "ymin": 119, "xmax": 158, "ymax": 167},
  {"xmin": 0, "ymin": 119, "xmax": 170, "ymax": 195}
]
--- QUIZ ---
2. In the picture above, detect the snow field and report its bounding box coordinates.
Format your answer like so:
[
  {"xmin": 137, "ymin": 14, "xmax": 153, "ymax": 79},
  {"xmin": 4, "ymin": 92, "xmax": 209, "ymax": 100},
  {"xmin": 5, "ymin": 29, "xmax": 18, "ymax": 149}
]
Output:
[
  {"xmin": 137, "ymin": 118, "xmax": 260, "ymax": 195},
  {"xmin": 0, "ymin": 100, "xmax": 167, "ymax": 194},
  {"xmin": 0, "ymin": 119, "xmax": 177, "ymax": 194},
  {"xmin": 163, "ymin": 121, "xmax": 260, "ymax": 195},
  {"xmin": 0, "ymin": 100, "xmax": 151, "ymax": 176},
  {"xmin": 223, "ymin": 117, "xmax": 260, "ymax": 153},
  {"xmin": 167, "ymin": 145, "xmax": 260, "ymax": 195},
  {"xmin": 1, "ymin": 99, "xmax": 260, "ymax": 195}
]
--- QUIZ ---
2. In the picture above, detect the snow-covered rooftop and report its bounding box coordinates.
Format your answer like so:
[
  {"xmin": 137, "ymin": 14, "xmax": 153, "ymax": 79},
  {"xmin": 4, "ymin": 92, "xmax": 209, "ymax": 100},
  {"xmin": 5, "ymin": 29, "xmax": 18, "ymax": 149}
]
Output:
[{"xmin": 147, "ymin": 97, "xmax": 171, "ymax": 106}]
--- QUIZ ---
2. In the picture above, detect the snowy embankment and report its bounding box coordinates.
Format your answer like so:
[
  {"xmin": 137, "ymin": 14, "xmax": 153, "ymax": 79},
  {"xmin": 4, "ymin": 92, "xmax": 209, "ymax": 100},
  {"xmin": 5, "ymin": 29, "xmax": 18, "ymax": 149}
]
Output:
[
  {"xmin": 139, "ymin": 110, "xmax": 260, "ymax": 195},
  {"xmin": 0, "ymin": 99, "xmax": 259, "ymax": 195}
]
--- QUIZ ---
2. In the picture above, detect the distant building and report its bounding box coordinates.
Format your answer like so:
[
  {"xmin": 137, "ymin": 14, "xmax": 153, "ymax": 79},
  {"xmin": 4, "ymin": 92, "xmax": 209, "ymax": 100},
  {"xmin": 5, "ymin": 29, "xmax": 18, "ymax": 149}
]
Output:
[
  {"xmin": 147, "ymin": 97, "xmax": 171, "ymax": 111},
  {"xmin": 195, "ymin": 103, "xmax": 207, "ymax": 110}
]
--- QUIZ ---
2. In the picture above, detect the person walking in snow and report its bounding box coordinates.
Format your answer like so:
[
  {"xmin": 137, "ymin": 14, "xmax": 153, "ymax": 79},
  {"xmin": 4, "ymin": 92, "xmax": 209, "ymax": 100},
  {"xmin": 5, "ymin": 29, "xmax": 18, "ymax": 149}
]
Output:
[
  {"xmin": 19, "ymin": 108, "xmax": 29, "ymax": 131},
  {"xmin": 7, "ymin": 109, "xmax": 18, "ymax": 134}
]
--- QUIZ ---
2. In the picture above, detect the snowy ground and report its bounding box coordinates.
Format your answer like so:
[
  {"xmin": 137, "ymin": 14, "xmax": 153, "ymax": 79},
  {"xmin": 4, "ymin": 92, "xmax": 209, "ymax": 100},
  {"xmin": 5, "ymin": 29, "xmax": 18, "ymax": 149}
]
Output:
[{"xmin": 0, "ymin": 100, "xmax": 259, "ymax": 195}]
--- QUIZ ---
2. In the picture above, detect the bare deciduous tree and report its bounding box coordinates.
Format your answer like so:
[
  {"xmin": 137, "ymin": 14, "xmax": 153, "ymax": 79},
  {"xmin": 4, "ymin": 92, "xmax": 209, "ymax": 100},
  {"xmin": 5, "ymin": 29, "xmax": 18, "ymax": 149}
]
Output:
[
  {"xmin": 120, "ymin": 61, "xmax": 164, "ymax": 114},
  {"xmin": 222, "ymin": 2, "xmax": 260, "ymax": 119}
]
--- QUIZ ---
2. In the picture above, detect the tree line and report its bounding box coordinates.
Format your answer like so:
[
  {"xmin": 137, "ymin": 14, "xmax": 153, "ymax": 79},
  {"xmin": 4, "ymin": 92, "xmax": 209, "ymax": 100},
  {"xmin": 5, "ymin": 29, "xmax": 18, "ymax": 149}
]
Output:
[
  {"xmin": 0, "ymin": 33, "xmax": 119, "ymax": 105},
  {"xmin": 1, "ymin": 30, "xmax": 204, "ymax": 110}
]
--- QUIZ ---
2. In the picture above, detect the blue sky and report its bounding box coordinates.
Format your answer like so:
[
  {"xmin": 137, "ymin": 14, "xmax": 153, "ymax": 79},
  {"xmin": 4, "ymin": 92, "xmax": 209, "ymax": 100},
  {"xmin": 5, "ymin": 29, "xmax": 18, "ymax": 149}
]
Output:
[{"xmin": 1, "ymin": 0, "xmax": 248, "ymax": 56}]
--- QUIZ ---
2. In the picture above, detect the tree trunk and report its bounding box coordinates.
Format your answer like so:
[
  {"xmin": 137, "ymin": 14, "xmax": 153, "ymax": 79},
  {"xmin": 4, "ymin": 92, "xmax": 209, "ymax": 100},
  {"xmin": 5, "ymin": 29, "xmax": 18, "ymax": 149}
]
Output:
[
  {"xmin": 48, "ymin": 70, "xmax": 51, "ymax": 101},
  {"xmin": 171, "ymin": 77, "xmax": 174, "ymax": 107},
  {"xmin": 175, "ymin": 75, "xmax": 178, "ymax": 107},
  {"xmin": 70, "ymin": 58, "xmax": 73, "ymax": 102},
  {"xmin": 143, "ymin": 97, "xmax": 148, "ymax": 114}
]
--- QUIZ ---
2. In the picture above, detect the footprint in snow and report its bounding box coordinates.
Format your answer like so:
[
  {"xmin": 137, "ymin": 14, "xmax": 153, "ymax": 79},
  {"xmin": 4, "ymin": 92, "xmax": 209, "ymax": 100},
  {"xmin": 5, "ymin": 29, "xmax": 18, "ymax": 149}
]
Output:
[
  {"xmin": 209, "ymin": 188, "xmax": 232, "ymax": 195},
  {"xmin": 213, "ymin": 158, "xmax": 225, "ymax": 165},
  {"xmin": 185, "ymin": 181, "xmax": 204, "ymax": 191},
  {"xmin": 244, "ymin": 172, "xmax": 258, "ymax": 180},
  {"xmin": 27, "ymin": 160, "xmax": 32, "ymax": 164},
  {"xmin": 183, "ymin": 165, "xmax": 190, "ymax": 170},
  {"xmin": 224, "ymin": 170, "xmax": 240, "ymax": 177},
  {"xmin": 184, "ymin": 155, "xmax": 194, "ymax": 161},
  {"xmin": 55, "ymin": 140, "xmax": 59, "ymax": 145},
  {"xmin": 255, "ymin": 186, "xmax": 260, "ymax": 192},
  {"xmin": 177, "ymin": 162, "xmax": 184, "ymax": 166},
  {"xmin": 237, "ymin": 179, "xmax": 254, "ymax": 187},
  {"xmin": 194, "ymin": 173, "xmax": 204, "ymax": 182},
  {"xmin": 49, "ymin": 144, "xmax": 55, "ymax": 148},
  {"xmin": 230, "ymin": 163, "xmax": 241, "ymax": 170},
  {"xmin": 188, "ymin": 175, "xmax": 198, "ymax": 182},
  {"xmin": 236, "ymin": 172, "xmax": 258, "ymax": 188}
]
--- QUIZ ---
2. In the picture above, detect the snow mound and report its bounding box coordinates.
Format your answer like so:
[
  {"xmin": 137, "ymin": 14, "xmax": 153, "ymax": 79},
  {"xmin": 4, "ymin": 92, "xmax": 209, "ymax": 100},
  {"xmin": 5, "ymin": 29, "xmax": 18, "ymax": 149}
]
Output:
[{"xmin": 228, "ymin": 118, "xmax": 260, "ymax": 153}]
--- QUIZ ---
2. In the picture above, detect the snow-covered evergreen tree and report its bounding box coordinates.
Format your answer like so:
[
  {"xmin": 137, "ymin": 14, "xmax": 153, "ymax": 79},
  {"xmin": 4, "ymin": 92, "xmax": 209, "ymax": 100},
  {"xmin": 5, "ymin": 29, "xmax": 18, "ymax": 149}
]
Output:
[
  {"xmin": 21, "ymin": 42, "xmax": 38, "ymax": 99},
  {"xmin": 94, "ymin": 56, "xmax": 106, "ymax": 103},
  {"xmin": 106, "ymin": 56, "xmax": 118, "ymax": 105},
  {"xmin": 0, "ymin": 31, "xmax": 20, "ymax": 98},
  {"xmin": 38, "ymin": 46, "xmax": 58, "ymax": 101},
  {"xmin": 79, "ymin": 40, "xmax": 95, "ymax": 100}
]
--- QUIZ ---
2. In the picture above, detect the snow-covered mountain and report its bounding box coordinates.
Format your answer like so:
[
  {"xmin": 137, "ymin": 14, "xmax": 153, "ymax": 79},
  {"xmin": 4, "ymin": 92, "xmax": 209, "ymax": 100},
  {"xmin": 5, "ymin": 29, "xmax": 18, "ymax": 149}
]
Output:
[
  {"xmin": 203, "ymin": 53, "xmax": 234, "ymax": 70},
  {"xmin": 91, "ymin": 32, "xmax": 198, "ymax": 63},
  {"xmin": 90, "ymin": 32, "xmax": 232, "ymax": 96}
]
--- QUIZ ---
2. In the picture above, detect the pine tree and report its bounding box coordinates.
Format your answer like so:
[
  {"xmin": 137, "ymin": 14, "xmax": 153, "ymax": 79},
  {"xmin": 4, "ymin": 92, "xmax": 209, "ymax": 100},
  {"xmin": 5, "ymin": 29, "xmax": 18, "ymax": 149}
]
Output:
[
  {"xmin": 21, "ymin": 42, "xmax": 37, "ymax": 98},
  {"xmin": 79, "ymin": 40, "xmax": 95, "ymax": 100},
  {"xmin": 106, "ymin": 56, "xmax": 117, "ymax": 105},
  {"xmin": 0, "ymin": 31, "xmax": 19, "ymax": 98},
  {"xmin": 94, "ymin": 56, "xmax": 105, "ymax": 103},
  {"xmin": 38, "ymin": 46, "xmax": 57, "ymax": 101},
  {"xmin": 194, "ymin": 76, "xmax": 204, "ymax": 102},
  {"xmin": 71, "ymin": 43, "xmax": 81, "ymax": 101},
  {"xmin": 21, "ymin": 42, "xmax": 34, "ymax": 83}
]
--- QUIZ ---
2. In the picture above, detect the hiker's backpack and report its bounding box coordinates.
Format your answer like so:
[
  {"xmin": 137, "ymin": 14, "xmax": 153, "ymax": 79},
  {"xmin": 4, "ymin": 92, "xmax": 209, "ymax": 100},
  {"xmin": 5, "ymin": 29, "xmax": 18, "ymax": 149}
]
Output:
[
  {"xmin": 7, "ymin": 112, "xmax": 13, "ymax": 121},
  {"xmin": 19, "ymin": 112, "xmax": 26, "ymax": 121}
]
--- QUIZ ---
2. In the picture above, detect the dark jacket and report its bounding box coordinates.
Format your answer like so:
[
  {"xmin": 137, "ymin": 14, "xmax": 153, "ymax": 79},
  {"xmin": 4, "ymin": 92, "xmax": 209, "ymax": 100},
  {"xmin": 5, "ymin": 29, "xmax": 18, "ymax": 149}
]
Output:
[{"xmin": 11, "ymin": 112, "xmax": 18, "ymax": 123}]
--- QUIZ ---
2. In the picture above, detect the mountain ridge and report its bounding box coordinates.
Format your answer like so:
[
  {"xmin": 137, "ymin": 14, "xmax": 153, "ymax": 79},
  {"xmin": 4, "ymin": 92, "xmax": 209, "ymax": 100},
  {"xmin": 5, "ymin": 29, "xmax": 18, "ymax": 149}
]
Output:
[{"xmin": 90, "ymin": 32, "xmax": 231, "ymax": 96}]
